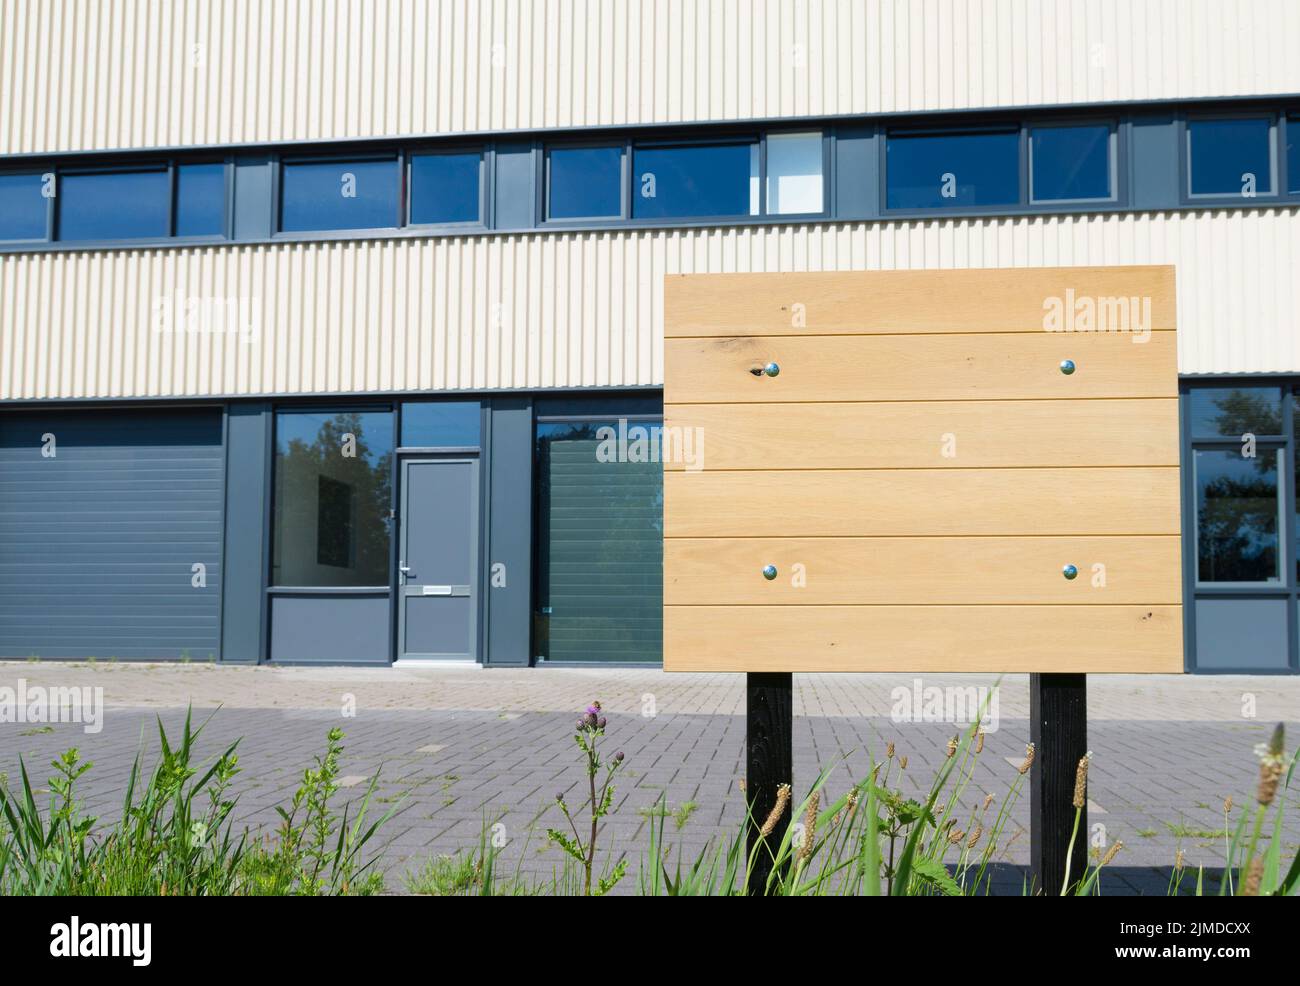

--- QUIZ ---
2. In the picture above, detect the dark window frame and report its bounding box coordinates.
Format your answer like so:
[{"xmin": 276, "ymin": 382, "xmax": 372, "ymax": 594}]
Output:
[
  {"xmin": 274, "ymin": 150, "xmax": 405, "ymax": 237},
  {"xmin": 55, "ymin": 161, "xmax": 171, "ymax": 243},
  {"xmin": 267, "ymin": 402, "xmax": 397, "ymax": 593},
  {"xmin": 41, "ymin": 158, "xmax": 232, "ymax": 245},
  {"xmin": 0, "ymin": 167, "xmax": 55, "ymax": 244},
  {"xmin": 397, "ymin": 398, "xmax": 486, "ymax": 452},
  {"xmin": 1186, "ymin": 384, "xmax": 1287, "ymax": 442},
  {"xmin": 1, "ymin": 156, "xmax": 233, "ymax": 247},
  {"xmin": 1285, "ymin": 111, "xmax": 1300, "ymax": 196},
  {"xmin": 14, "ymin": 97, "xmax": 1300, "ymax": 254},
  {"xmin": 1180, "ymin": 377, "xmax": 1300, "ymax": 674},
  {"xmin": 881, "ymin": 121, "xmax": 1024, "ymax": 215},
  {"xmin": 761, "ymin": 128, "xmax": 831, "ymax": 218},
  {"xmin": 1190, "ymin": 441, "xmax": 1286, "ymax": 589},
  {"xmin": 405, "ymin": 144, "xmax": 488, "ymax": 231},
  {"xmin": 541, "ymin": 139, "xmax": 629, "ymax": 224},
  {"xmin": 1027, "ymin": 118, "xmax": 1120, "ymax": 205},
  {"xmin": 542, "ymin": 129, "xmax": 831, "ymax": 227},
  {"xmin": 628, "ymin": 133, "xmax": 762, "ymax": 224},
  {"xmin": 172, "ymin": 158, "xmax": 235, "ymax": 241},
  {"xmin": 1180, "ymin": 110, "xmax": 1280, "ymax": 205}
]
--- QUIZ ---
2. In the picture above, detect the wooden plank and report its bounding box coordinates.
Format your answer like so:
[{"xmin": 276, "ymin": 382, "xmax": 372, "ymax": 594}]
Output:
[
  {"xmin": 664, "ymin": 330, "xmax": 1176, "ymax": 403},
  {"xmin": 662, "ymin": 266, "xmax": 1183, "ymax": 674},
  {"xmin": 664, "ymin": 467, "xmax": 1181, "ymax": 537},
  {"xmin": 664, "ymin": 536, "xmax": 1182, "ymax": 605},
  {"xmin": 662, "ymin": 604, "xmax": 1184, "ymax": 673},
  {"xmin": 665, "ymin": 266, "xmax": 1177, "ymax": 337},
  {"xmin": 663, "ymin": 399, "xmax": 1179, "ymax": 470}
]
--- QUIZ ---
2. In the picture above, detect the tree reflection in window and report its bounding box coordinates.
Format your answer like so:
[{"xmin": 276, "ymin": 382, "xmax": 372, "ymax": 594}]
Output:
[
  {"xmin": 316, "ymin": 475, "xmax": 354, "ymax": 568},
  {"xmin": 1196, "ymin": 448, "xmax": 1280, "ymax": 582},
  {"xmin": 1190, "ymin": 387, "xmax": 1283, "ymax": 438},
  {"xmin": 273, "ymin": 410, "xmax": 393, "ymax": 587}
]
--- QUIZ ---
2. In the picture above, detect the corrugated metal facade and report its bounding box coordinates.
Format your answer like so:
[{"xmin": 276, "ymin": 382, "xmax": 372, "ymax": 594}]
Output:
[
  {"xmin": 3, "ymin": 0, "xmax": 1299, "ymax": 155},
  {"xmin": 3, "ymin": 209, "xmax": 1298, "ymax": 400},
  {"xmin": 3, "ymin": 0, "xmax": 1299, "ymax": 397}
]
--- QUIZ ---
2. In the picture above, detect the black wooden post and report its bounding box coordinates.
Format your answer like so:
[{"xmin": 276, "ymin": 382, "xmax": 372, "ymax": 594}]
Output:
[
  {"xmin": 1030, "ymin": 672, "xmax": 1088, "ymax": 894},
  {"xmin": 745, "ymin": 671, "xmax": 793, "ymax": 895}
]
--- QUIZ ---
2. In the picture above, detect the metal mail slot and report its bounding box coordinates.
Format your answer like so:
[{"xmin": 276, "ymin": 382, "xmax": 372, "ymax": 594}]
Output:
[{"xmin": 414, "ymin": 584, "xmax": 472, "ymax": 597}]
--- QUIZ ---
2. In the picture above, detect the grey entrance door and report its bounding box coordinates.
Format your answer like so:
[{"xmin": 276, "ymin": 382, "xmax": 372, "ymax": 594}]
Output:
[{"xmin": 397, "ymin": 457, "xmax": 479, "ymax": 661}]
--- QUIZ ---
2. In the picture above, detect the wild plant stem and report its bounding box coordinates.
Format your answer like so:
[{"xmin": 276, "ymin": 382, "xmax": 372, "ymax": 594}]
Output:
[
  {"xmin": 1239, "ymin": 803, "xmax": 1268, "ymax": 891},
  {"xmin": 586, "ymin": 761, "xmax": 597, "ymax": 896},
  {"xmin": 886, "ymin": 828, "xmax": 897, "ymax": 895},
  {"xmin": 1060, "ymin": 805, "xmax": 1083, "ymax": 896}
]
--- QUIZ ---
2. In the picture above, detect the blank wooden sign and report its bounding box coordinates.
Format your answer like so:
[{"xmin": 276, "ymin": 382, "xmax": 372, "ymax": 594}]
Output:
[{"xmin": 662, "ymin": 266, "xmax": 1182, "ymax": 673}]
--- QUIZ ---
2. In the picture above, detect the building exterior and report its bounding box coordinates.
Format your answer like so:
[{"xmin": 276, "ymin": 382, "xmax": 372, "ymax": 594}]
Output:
[{"xmin": 1, "ymin": 0, "xmax": 1298, "ymax": 672}]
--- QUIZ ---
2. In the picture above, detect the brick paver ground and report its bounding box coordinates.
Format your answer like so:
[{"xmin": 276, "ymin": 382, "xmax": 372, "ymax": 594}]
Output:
[{"xmin": 1, "ymin": 663, "xmax": 1296, "ymax": 895}]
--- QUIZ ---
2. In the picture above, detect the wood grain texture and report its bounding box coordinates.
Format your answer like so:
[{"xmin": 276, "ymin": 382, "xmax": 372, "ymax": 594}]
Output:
[
  {"xmin": 664, "ymin": 467, "xmax": 1181, "ymax": 537},
  {"xmin": 663, "ymin": 605, "xmax": 1184, "ymax": 673},
  {"xmin": 664, "ymin": 399, "xmax": 1179, "ymax": 470},
  {"xmin": 664, "ymin": 537, "xmax": 1182, "ymax": 605},
  {"xmin": 662, "ymin": 265, "xmax": 1182, "ymax": 673},
  {"xmin": 664, "ymin": 330, "xmax": 1176, "ymax": 403},
  {"xmin": 665, "ymin": 266, "xmax": 1176, "ymax": 337}
]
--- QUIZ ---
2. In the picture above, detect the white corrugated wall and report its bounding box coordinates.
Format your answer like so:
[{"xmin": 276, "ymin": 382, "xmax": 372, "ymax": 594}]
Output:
[
  {"xmin": 2, "ymin": 210, "xmax": 1297, "ymax": 400},
  {"xmin": 3, "ymin": 0, "xmax": 1299, "ymax": 397},
  {"xmin": 3, "ymin": 0, "xmax": 1299, "ymax": 154}
]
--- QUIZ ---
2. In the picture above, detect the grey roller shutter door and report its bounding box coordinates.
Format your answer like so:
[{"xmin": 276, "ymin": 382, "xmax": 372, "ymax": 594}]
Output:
[{"xmin": 0, "ymin": 409, "xmax": 224, "ymax": 660}]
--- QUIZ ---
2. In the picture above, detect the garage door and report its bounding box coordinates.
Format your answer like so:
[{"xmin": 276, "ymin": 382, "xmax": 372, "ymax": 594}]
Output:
[{"xmin": 0, "ymin": 409, "xmax": 224, "ymax": 660}]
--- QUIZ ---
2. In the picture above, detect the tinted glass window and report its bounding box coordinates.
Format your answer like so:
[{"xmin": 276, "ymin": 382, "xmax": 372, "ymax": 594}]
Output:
[
  {"xmin": 401, "ymin": 401, "xmax": 482, "ymax": 447},
  {"xmin": 1189, "ymin": 387, "xmax": 1284, "ymax": 437},
  {"xmin": 1195, "ymin": 447, "xmax": 1281, "ymax": 583},
  {"xmin": 58, "ymin": 168, "xmax": 169, "ymax": 240},
  {"xmin": 1292, "ymin": 391, "xmax": 1300, "ymax": 585},
  {"xmin": 175, "ymin": 162, "xmax": 226, "ymax": 236},
  {"xmin": 535, "ymin": 393, "xmax": 663, "ymax": 417},
  {"xmin": 1289, "ymin": 114, "xmax": 1300, "ymax": 194},
  {"xmin": 272, "ymin": 409, "xmax": 394, "ymax": 587},
  {"xmin": 0, "ymin": 172, "xmax": 48, "ymax": 240},
  {"xmin": 1188, "ymin": 118, "xmax": 1272, "ymax": 197},
  {"xmin": 1031, "ymin": 124, "xmax": 1112, "ymax": 201},
  {"xmin": 886, "ymin": 129, "xmax": 1019, "ymax": 209},
  {"xmin": 280, "ymin": 158, "xmax": 399, "ymax": 232},
  {"xmin": 409, "ymin": 152, "xmax": 481, "ymax": 225},
  {"xmin": 766, "ymin": 131, "xmax": 824, "ymax": 214},
  {"xmin": 535, "ymin": 418, "xmax": 664, "ymax": 663},
  {"xmin": 548, "ymin": 145, "xmax": 622, "ymax": 219},
  {"xmin": 632, "ymin": 142, "xmax": 758, "ymax": 219},
  {"xmin": 1295, "ymin": 447, "xmax": 1300, "ymax": 584}
]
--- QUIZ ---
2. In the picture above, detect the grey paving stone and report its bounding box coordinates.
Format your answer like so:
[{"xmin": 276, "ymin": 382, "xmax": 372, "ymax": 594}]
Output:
[{"xmin": 0, "ymin": 668, "xmax": 1296, "ymax": 896}]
